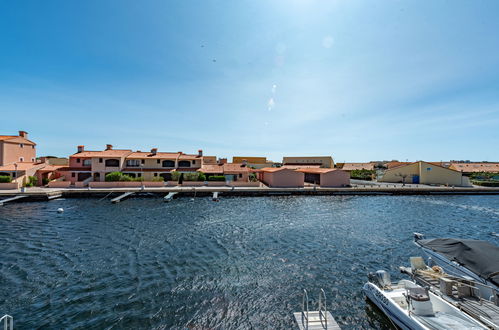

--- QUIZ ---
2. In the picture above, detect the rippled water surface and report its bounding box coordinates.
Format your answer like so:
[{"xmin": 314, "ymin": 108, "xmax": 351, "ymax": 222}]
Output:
[{"xmin": 1, "ymin": 195, "xmax": 498, "ymax": 329}]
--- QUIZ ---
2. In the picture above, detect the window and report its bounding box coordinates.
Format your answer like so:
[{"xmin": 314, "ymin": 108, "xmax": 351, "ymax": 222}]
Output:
[
  {"xmin": 31, "ymin": 158, "xmax": 35, "ymax": 162},
  {"xmin": 105, "ymin": 159, "xmax": 120, "ymax": 167},
  {"xmin": 19, "ymin": 157, "xmax": 24, "ymax": 162},
  {"xmin": 157, "ymin": 159, "xmax": 160, "ymax": 164},
  {"xmin": 192, "ymin": 160, "xmax": 196, "ymax": 165},
  {"xmin": 83, "ymin": 159, "xmax": 91, "ymax": 166},
  {"xmin": 178, "ymin": 160, "xmax": 191, "ymax": 167},
  {"xmin": 137, "ymin": 173, "xmax": 142, "ymax": 177},
  {"xmin": 141, "ymin": 159, "xmax": 145, "ymax": 164},
  {"xmin": 99, "ymin": 158, "xmax": 103, "ymax": 163},
  {"xmin": 72, "ymin": 173, "xmax": 75, "ymax": 177},
  {"xmin": 126, "ymin": 159, "xmax": 141, "ymax": 167},
  {"xmin": 32, "ymin": 145, "xmax": 35, "ymax": 149},
  {"xmin": 20, "ymin": 143, "xmax": 24, "ymax": 148},
  {"xmin": 154, "ymin": 173, "xmax": 158, "ymax": 177},
  {"xmin": 77, "ymin": 158, "xmax": 81, "ymax": 163},
  {"xmin": 239, "ymin": 174, "xmax": 242, "ymax": 178},
  {"xmin": 162, "ymin": 160, "xmax": 175, "ymax": 167}
]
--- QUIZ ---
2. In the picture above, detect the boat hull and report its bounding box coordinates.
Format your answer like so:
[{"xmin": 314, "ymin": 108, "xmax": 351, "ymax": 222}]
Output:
[{"xmin": 363, "ymin": 282, "xmax": 426, "ymax": 330}]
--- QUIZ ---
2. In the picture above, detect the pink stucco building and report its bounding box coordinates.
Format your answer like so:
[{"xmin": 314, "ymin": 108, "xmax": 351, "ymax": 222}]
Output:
[
  {"xmin": 296, "ymin": 168, "xmax": 350, "ymax": 187},
  {"xmin": 258, "ymin": 167, "xmax": 304, "ymax": 187}
]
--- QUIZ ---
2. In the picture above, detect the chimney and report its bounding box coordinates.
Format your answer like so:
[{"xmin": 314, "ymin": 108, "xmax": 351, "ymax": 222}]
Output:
[
  {"xmin": 242, "ymin": 159, "xmax": 248, "ymax": 166},
  {"xmin": 19, "ymin": 131, "xmax": 28, "ymax": 139},
  {"xmin": 198, "ymin": 149, "xmax": 203, "ymax": 157},
  {"xmin": 151, "ymin": 148, "xmax": 158, "ymax": 155},
  {"xmin": 219, "ymin": 158, "xmax": 227, "ymax": 164},
  {"xmin": 77, "ymin": 145, "xmax": 85, "ymax": 153},
  {"xmin": 106, "ymin": 144, "xmax": 113, "ymax": 150}
]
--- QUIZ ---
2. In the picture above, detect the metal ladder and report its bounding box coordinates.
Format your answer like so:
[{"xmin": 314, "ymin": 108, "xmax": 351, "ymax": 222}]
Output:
[
  {"xmin": 1, "ymin": 315, "xmax": 13, "ymax": 330},
  {"xmin": 300, "ymin": 289, "xmax": 329, "ymax": 330}
]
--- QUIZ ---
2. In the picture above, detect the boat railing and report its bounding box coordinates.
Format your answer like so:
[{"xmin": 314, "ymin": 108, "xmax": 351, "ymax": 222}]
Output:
[
  {"xmin": 0, "ymin": 315, "xmax": 13, "ymax": 330},
  {"xmin": 301, "ymin": 289, "xmax": 309, "ymax": 330},
  {"xmin": 318, "ymin": 288, "xmax": 328, "ymax": 329}
]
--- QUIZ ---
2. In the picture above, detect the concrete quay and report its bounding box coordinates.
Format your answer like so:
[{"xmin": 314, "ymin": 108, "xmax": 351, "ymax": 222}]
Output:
[{"xmin": 1, "ymin": 185, "xmax": 499, "ymax": 204}]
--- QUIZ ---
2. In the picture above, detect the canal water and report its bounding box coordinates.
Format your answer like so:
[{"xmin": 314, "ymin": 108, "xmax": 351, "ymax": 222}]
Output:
[{"xmin": 1, "ymin": 195, "xmax": 498, "ymax": 329}]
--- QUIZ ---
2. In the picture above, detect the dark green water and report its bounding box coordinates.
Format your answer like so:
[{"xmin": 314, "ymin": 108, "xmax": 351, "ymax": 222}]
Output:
[{"xmin": 1, "ymin": 195, "xmax": 498, "ymax": 329}]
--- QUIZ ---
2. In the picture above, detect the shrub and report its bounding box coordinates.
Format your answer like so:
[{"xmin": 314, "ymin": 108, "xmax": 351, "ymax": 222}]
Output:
[
  {"xmin": 25, "ymin": 176, "xmax": 38, "ymax": 187},
  {"xmin": 184, "ymin": 172, "xmax": 202, "ymax": 181},
  {"xmin": 350, "ymin": 169, "xmax": 375, "ymax": 181},
  {"xmin": 249, "ymin": 173, "xmax": 257, "ymax": 182},
  {"xmin": 208, "ymin": 175, "xmax": 226, "ymax": 181},
  {"xmin": 171, "ymin": 171, "xmax": 180, "ymax": 181},
  {"xmin": 0, "ymin": 175, "xmax": 11, "ymax": 183},
  {"xmin": 105, "ymin": 172, "xmax": 123, "ymax": 182},
  {"xmin": 42, "ymin": 178, "xmax": 50, "ymax": 185},
  {"xmin": 118, "ymin": 175, "xmax": 133, "ymax": 182},
  {"xmin": 151, "ymin": 176, "xmax": 164, "ymax": 182},
  {"xmin": 198, "ymin": 172, "xmax": 206, "ymax": 181},
  {"xmin": 471, "ymin": 180, "xmax": 499, "ymax": 187}
]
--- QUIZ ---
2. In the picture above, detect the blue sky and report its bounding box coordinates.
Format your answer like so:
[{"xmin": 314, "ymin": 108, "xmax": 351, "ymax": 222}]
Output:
[{"xmin": 1, "ymin": 0, "xmax": 498, "ymax": 162}]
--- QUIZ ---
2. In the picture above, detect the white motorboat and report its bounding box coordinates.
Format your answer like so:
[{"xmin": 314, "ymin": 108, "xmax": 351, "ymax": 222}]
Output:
[
  {"xmin": 363, "ymin": 270, "xmax": 488, "ymax": 330},
  {"xmin": 414, "ymin": 233, "xmax": 499, "ymax": 300}
]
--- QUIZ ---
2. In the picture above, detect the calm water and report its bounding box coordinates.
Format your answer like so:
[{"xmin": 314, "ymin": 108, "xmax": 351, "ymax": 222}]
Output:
[{"xmin": 1, "ymin": 195, "xmax": 498, "ymax": 329}]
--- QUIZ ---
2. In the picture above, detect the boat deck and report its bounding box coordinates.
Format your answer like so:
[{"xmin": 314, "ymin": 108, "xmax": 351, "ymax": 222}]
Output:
[{"xmin": 404, "ymin": 267, "xmax": 499, "ymax": 329}]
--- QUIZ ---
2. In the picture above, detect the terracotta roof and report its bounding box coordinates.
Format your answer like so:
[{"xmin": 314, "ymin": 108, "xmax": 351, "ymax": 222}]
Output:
[
  {"xmin": 178, "ymin": 154, "xmax": 201, "ymax": 160},
  {"xmin": 36, "ymin": 165, "xmax": 66, "ymax": 172},
  {"xmin": 71, "ymin": 149, "xmax": 132, "ymax": 158},
  {"xmin": 296, "ymin": 168, "xmax": 340, "ymax": 174},
  {"xmin": 0, "ymin": 135, "xmax": 17, "ymax": 141},
  {"xmin": 450, "ymin": 163, "xmax": 499, "ymax": 173},
  {"xmin": 0, "ymin": 162, "xmax": 40, "ymax": 171},
  {"xmin": 126, "ymin": 151, "xmax": 180, "ymax": 159},
  {"xmin": 341, "ymin": 163, "xmax": 375, "ymax": 171},
  {"xmin": 223, "ymin": 163, "xmax": 250, "ymax": 173},
  {"xmin": 199, "ymin": 164, "xmax": 224, "ymax": 174},
  {"xmin": 0, "ymin": 135, "xmax": 36, "ymax": 145}
]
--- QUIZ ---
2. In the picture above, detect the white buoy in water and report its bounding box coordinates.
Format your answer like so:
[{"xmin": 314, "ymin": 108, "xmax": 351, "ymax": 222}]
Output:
[{"xmin": 57, "ymin": 208, "xmax": 64, "ymax": 213}]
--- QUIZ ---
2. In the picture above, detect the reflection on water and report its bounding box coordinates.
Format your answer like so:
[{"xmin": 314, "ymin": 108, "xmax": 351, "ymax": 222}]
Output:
[{"xmin": 0, "ymin": 195, "xmax": 498, "ymax": 329}]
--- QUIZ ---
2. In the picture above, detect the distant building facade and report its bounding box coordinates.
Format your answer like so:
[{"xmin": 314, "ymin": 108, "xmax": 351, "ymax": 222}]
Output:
[
  {"xmin": 63, "ymin": 145, "xmax": 210, "ymax": 183},
  {"xmin": 282, "ymin": 156, "xmax": 334, "ymax": 168},
  {"xmin": 380, "ymin": 161, "xmax": 466, "ymax": 186},
  {"xmin": 449, "ymin": 163, "xmax": 499, "ymax": 174},
  {"xmin": 0, "ymin": 131, "xmax": 36, "ymax": 165},
  {"xmin": 232, "ymin": 156, "xmax": 274, "ymax": 169},
  {"xmin": 258, "ymin": 167, "xmax": 304, "ymax": 188}
]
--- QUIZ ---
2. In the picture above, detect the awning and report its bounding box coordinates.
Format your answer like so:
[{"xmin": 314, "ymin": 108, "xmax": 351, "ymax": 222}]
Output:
[{"xmin": 419, "ymin": 238, "xmax": 499, "ymax": 286}]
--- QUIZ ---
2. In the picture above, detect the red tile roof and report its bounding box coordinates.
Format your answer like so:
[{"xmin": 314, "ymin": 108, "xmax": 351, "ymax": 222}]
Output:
[
  {"xmin": 341, "ymin": 163, "xmax": 374, "ymax": 171},
  {"xmin": 71, "ymin": 149, "xmax": 132, "ymax": 158},
  {"xmin": 0, "ymin": 135, "xmax": 36, "ymax": 145},
  {"xmin": 450, "ymin": 163, "xmax": 499, "ymax": 173},
  {"xmin": 126, "ymin": 151, "xmax": 180, "ymax": 159}
]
